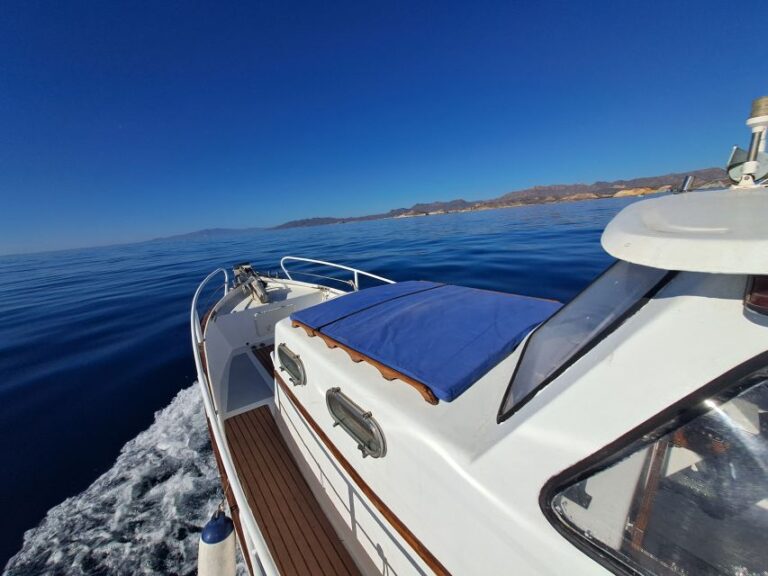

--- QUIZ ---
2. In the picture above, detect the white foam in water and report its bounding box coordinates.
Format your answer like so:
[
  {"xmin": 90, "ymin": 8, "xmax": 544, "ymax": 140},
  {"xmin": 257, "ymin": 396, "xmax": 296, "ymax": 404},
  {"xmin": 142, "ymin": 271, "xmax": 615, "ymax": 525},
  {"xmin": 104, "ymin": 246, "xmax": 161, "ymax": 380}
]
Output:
[{"xmin": 4, "ymin": 385, "xmax": 247, "ymax": 576}]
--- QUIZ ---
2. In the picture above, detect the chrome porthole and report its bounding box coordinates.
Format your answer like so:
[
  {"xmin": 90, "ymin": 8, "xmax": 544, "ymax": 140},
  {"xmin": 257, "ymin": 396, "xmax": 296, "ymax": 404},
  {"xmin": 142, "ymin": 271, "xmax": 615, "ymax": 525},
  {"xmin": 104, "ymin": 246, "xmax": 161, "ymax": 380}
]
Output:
[
  {"xmin": 326, "ymin": 388, "xmax": 386, "ymax": 459},
  {"xmin": 277, "ymin": 343, "xmax": 306, "ymax": 386}
]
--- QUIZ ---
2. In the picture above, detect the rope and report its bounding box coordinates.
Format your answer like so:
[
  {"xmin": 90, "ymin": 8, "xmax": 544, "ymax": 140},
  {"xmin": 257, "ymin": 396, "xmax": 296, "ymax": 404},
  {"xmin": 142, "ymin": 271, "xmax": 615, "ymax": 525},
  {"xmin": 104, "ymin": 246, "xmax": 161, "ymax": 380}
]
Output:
[{"xmin": 218, "ymin": 475, "xmax": 233, "ymax": 514}]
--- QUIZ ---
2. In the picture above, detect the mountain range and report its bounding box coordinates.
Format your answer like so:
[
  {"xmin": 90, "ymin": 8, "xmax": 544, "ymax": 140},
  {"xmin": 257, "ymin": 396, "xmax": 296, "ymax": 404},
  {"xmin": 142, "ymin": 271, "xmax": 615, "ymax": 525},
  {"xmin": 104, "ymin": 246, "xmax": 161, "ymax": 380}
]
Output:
[
  {"xmin": 273, "ymin": 167, "xmax": 727, "ymax": 229},
  {"xmin": 157, "ymin": 167, "xmax": 728, "ymax": 240}
]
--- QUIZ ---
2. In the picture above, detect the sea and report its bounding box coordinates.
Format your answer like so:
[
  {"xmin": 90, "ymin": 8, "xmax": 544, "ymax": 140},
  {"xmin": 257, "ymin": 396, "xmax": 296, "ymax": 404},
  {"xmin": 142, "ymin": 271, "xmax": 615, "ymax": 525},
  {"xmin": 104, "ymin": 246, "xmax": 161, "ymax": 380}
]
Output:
[{"xmin": 0, "ymin": 196, "xmax": 640, "ymax": 575}]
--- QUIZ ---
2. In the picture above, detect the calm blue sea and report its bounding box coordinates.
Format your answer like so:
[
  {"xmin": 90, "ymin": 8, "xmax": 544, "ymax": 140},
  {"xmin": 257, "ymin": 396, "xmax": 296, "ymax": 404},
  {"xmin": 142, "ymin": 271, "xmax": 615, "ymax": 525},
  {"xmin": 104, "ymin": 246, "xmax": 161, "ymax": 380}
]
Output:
[{"xmin": 0, "ymin": 197, "xmax": 638, "ymax": 575}]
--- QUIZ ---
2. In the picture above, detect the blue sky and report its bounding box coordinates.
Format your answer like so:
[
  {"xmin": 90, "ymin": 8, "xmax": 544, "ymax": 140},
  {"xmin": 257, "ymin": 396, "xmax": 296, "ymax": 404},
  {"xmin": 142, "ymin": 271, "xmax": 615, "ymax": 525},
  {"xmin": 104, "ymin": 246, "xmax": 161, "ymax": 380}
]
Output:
[{"xmin": 1, "ymin": 1, "xmax": 766, "ymax": 254}]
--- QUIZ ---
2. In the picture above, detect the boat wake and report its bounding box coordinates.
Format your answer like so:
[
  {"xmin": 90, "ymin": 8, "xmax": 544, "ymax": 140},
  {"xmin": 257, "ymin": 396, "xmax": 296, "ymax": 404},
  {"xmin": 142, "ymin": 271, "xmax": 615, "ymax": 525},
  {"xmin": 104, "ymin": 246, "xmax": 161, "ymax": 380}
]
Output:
[{"xmin": 4, "ymin": 385, "xmax": 245, "ymax": 576}]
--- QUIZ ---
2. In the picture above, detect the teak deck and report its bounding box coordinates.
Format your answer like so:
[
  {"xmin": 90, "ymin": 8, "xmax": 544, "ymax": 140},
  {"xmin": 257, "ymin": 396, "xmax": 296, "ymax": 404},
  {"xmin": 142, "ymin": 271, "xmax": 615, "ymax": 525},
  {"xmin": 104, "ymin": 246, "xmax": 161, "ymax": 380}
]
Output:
[{"xmin": 224, "ymin": 406, "xmax": 361, "ymax": 576}]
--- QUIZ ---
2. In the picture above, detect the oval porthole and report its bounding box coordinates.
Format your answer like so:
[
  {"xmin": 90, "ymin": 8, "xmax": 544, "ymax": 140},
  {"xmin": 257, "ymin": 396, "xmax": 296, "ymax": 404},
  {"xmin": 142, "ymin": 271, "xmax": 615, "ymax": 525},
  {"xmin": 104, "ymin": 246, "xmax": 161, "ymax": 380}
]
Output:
[
  {"xmin": 277, "ymin": 343, "xmax": 306, "ymax": 386},
  {"xmin": 326, "ymin": 388, "xmax": 386, "ymax": 459}
]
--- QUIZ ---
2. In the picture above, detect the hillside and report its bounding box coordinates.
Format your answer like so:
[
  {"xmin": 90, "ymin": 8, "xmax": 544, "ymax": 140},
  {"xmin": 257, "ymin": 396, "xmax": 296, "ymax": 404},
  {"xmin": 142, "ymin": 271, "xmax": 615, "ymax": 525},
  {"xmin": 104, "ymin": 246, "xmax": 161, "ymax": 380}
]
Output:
[{"xmin": 274, "ymin": 167, "xmax": 727, "ymax": 229}]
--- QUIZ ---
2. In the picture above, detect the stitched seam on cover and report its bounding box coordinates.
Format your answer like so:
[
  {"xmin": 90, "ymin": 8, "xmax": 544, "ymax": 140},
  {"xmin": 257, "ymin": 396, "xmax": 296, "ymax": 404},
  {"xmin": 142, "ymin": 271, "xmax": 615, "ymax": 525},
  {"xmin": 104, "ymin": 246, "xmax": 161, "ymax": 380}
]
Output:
[{"xmin": 315, "ymin": 283, "xmax": 446, "ymax": 330}]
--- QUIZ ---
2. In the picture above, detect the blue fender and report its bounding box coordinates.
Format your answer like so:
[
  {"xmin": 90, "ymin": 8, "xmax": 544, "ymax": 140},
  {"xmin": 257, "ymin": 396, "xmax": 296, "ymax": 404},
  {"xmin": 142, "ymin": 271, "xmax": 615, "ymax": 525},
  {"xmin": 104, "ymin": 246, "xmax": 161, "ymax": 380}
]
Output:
[{"xmin": 201, "ymin": 510, "xmax": 234, "ymax": 544}]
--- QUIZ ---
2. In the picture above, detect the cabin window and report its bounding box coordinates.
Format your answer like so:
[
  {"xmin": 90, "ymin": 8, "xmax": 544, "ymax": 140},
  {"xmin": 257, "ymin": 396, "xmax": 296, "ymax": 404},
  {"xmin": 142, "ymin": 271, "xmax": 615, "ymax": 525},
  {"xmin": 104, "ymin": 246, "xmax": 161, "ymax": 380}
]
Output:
[
  {"xmin": 498, "ymin": 261, "xmax": 671, "ymax": 422},
  {"xmin": 277, "ymin": 343, "xmax": 306, "ymax": 386},
  {"xmin": 326, "ymin": 388, "xmax": 386, "ymax": 458},
  {"xmin": 547, "ymin": 357, "xmax": 768, "ymax": 576},
  {"xmin": 744, "ymin": 275, "xmax": 768, "ymax": 315}
]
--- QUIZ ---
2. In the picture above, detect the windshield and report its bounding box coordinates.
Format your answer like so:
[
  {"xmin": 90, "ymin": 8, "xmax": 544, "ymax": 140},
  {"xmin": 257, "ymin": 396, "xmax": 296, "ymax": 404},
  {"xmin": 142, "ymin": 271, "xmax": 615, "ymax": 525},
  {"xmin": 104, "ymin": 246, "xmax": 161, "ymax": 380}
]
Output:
[{"xmin": 498, "ymin": 261, "xmax": 671, "ymax": 422}]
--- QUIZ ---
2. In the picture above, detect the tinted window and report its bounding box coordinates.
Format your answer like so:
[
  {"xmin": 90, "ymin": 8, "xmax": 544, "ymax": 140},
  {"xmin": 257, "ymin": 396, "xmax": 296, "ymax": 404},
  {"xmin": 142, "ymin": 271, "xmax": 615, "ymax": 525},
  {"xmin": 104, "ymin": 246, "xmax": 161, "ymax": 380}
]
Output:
[
  {"xmin": 550, "ymin": 362, "xmax": 768, "ymax": 576},
  {"xmin": 499, "ymin": 261, "xmax": 670, "ymax": 421}
]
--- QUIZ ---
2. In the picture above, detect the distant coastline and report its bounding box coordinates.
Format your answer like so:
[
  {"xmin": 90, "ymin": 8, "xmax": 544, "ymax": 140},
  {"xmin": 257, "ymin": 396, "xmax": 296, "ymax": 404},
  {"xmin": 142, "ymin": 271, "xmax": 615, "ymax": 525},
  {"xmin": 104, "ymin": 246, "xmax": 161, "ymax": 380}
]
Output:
[
  {"xmin": 149, "ymin": 167, "xmax": 727, "ymax": 242},
  {"xmin": 272, "ymin": 167, "xmax": 727, "ymax": 230}
]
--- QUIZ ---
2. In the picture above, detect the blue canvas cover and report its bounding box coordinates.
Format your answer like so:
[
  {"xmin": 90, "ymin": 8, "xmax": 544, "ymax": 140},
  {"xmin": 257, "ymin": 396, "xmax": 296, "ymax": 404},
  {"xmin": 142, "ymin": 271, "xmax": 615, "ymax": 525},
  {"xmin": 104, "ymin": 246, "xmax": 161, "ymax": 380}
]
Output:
[
  {"xmin": 292, "ymin": 280, "xmax": 442, "ymax": 329},
  {"xmin": 292, "ymin": 283, "xmax": 560, "ymax": 402}
]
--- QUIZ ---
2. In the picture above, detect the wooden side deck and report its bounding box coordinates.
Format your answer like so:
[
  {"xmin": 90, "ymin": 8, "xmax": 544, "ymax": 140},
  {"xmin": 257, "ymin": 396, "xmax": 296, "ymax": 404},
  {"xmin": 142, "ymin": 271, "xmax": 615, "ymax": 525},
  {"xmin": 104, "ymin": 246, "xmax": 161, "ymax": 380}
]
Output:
[
  {"xmin": 251, "ymin": 344, "xmax": 275, "ymax": 373},
  {"xmin": 224, "ymin": 406, "xmax": 361, "ymax": 576}
]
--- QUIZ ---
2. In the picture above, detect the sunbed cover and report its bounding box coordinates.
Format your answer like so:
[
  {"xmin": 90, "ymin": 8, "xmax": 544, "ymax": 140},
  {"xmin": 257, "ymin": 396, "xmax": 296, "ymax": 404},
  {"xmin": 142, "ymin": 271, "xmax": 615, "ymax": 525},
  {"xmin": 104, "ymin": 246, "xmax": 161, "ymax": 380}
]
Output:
[{"xmin": 291, "ymin": 281, "xmax": 560, "ymax": 402}]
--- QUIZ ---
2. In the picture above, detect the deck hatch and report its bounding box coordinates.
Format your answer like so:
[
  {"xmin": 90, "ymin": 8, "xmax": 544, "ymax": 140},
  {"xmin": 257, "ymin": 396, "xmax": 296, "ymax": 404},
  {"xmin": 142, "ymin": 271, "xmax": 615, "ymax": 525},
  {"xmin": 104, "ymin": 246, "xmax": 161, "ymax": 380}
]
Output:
[
  {"xmin": 326, "ymin": 388, "xmax": 386, "ymax": 458},
  {"xmin": 277, "ymin": 343, "xmax": 306, "ymax": 386}
]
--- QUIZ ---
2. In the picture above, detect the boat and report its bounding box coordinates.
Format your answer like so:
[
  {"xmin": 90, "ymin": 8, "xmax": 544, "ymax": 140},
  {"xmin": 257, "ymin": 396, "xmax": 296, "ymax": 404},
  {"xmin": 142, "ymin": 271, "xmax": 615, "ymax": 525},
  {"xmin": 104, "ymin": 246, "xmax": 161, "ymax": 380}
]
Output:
[{"xmin": 191, "ymin": 98, "xmax": 768, "ymax": 576}]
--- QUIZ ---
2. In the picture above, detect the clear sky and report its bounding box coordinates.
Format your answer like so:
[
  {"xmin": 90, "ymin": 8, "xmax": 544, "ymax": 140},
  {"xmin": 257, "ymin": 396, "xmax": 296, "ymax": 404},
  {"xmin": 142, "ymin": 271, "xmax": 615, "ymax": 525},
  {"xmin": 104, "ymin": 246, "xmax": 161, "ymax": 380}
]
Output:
[{"xmin": 1, "ymin": 1, "xmax": 766, "ymax": 254}]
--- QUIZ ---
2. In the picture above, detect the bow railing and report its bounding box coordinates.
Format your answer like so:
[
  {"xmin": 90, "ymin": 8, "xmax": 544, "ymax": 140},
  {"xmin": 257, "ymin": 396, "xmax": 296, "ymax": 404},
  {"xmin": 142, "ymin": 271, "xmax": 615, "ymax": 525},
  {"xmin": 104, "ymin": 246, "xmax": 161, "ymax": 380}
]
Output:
[{"xmin": 280, "ymin": 256, "xmax": 394, "ymax": 291}]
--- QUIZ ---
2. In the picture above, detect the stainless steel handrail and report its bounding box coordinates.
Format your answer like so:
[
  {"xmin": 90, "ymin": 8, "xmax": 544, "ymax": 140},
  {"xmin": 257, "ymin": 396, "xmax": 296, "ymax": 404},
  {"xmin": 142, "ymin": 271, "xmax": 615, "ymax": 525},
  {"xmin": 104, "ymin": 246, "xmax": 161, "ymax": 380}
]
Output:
[
  {"xmin": 281, "ymin": 270, "xmax": 356, "ymax": 290},
  {"xmin": 280, "ymin": 256, "xmax": 394, "ymax": 291},
  {"xmin": 191, "ymin": 268, "xmax": 229, "ymax": 345},
  {"xmin": 190, "ymin": 269, "xmax": 278, "ymax": 576}
]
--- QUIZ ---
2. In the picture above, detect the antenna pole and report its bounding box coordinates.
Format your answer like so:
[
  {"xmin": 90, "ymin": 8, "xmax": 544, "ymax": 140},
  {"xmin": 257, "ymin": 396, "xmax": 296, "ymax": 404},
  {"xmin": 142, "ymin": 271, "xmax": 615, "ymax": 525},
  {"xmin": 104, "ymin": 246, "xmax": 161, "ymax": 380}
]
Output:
[{"xmin": 739, "ymin": 96, "xmax": 768, "ymax": 186}]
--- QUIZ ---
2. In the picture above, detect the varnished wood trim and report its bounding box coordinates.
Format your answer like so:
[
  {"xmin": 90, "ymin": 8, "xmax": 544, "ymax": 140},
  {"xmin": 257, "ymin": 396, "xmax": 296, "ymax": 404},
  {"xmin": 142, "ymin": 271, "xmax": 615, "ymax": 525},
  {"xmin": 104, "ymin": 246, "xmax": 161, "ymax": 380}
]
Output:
[
  {"xmin": 275, "ymin": 372, "xmax": 452, "ymax": 576},
  {"xmin": 201, "ymin": 308, "xmax": 213, "ymax": 332},
  {"xmin": 628, "ymin": 438, "xmax": 670, "ymax": 551},
  {"xmin": 291, "ymin": 320, "xmax": 439, "ymax": 405},
  {"xmin": 252, "ymin": 344, "xmax": 275, "ymax": 373},
  {"xmin": 199, "ymin": 310, "xmax": 212, "ymax": 391}
]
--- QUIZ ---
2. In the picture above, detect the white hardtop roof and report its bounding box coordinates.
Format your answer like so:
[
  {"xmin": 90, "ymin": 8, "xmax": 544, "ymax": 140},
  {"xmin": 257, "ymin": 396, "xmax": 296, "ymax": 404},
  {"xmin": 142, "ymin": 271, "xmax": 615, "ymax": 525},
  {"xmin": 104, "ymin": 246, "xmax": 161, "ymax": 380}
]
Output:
[{"xmin": 602, "ymin": 186, "xmax": 768, "ymax": 274}]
